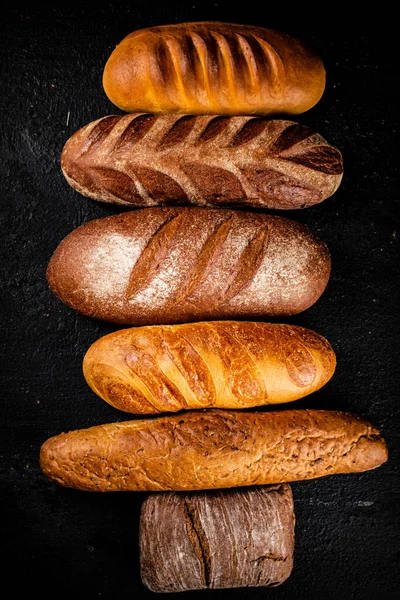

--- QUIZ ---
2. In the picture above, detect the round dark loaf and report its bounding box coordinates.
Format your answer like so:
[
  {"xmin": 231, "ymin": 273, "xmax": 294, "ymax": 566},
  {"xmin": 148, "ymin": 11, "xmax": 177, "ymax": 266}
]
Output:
[
  {"xmin": 46, "ymin": 207, "xmax": 331, "ymax": 325},
  {"xmin": 60, "ymin": 113, "xmax": 343, "ymax": 209},
  {"xmin": 102, "ymin": 21, "xmax": 326, "ymax": 116},
  {"xmin": 139, "ymin": 485, "xmax": 295, "ymax": 592},
  {"xmin": 39, "ymin": 409, "xmax": 388, "ymax": 492}
]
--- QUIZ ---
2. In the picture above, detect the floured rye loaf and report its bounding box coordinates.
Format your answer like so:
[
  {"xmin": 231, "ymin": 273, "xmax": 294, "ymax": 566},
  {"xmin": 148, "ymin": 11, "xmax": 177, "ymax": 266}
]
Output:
[
  {"xmin": 82, "ymin": 321, "xmax": 336, "ymax": 414},
  {"xmin": 46, "ymin": 207, "xmax": 331, "ymax": 325},
  {"xmin": 39, "ymin": 409, "xmax": 388, "ymax": 492},
  {"xmin": 139, "ymin": 485, "xmax": 295, "ymax": 592},
  {"xmin": 60, "ymin": 114, "xmax": 343, "ymax": 209},
  {"xmin": 102, "ymin": 21, "xmax": 326, "ymax": 116}
]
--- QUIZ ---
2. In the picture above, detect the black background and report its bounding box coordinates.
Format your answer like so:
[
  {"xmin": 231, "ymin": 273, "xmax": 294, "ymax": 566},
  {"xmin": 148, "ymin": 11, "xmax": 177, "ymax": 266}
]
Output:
[{"xmin": 1, "ymin": 3, "xmax": 399, "ymax": 599}]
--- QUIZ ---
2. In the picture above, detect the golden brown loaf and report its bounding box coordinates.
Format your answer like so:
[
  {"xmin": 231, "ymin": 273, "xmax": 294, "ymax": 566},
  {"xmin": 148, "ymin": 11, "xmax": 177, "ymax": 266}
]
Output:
[
  {"xmin": 139, "ymin": 485, "xmax": 295, "ymax": 592},
  {"xmin": 60, "ymin": 113, "xmax": 343, "ymax": 209},
  {"xmin": 39, "ymin": 409, "xmax": 388, "ymax": 492},
  {"xmin": 46, "ymin": 207, "xmax": 331, "ymax": 325},
  {"xmin": 102, "ymin": 22, "xmax": 326, "ymax": 116},
  {"xmin": 82, "ymin": 321, "xmax": 336, "ymax": 414}
]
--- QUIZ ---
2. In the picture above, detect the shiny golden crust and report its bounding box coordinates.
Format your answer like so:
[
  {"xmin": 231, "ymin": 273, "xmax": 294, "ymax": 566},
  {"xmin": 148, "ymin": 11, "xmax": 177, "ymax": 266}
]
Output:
[
  {"xmin": 46, "ymin": 208, "xmax": 331, "ymax": 325},
  {"xmin": 102, "ymin": 22, "xmax": 325, "ymax": 116},
  {"xmin": 82, "ymin": 321, "xmax": 337, "ymax": 414},
  {"xmin": 39, "ymin": 409, "xmax": 388, "ymax": 492},
  {"xmin": 139, "ymin": 485, "xmax": 295, "ymax": 592},
  {"xmin": 61, "ymin": 114, "xmax": 343, "ymax": 209}
]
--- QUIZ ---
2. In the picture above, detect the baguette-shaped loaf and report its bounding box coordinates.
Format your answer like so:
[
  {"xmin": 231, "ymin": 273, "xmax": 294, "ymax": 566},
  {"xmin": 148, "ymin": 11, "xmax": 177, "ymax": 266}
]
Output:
[
  {"xmin": 82, "ymin": 321, "xmax": 336, "ymax": 414},
  {"xmin": 60, "ymin": 113, "xmax": 343, "ymax": 209},
  {"xmin": 39, "ymin": 409, "xmax": 388, "ymax": 492},
  {"xmin": 139, "ymin": 485, "xmax": 295, "ymax": 592},
  {"xmin": 102, "ymin": 22, "xmax": 326, "ymax": 116},
  {"xmin": 46, "ymin": 208, "xmax": 331, "ymax": 325}
]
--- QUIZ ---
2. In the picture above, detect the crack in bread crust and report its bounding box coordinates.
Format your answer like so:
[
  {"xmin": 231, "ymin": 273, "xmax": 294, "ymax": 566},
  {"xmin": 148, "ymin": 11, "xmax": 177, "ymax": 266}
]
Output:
[{"xmin": 139, "ymin": 484, "xmax": 295, "ymax": 592}]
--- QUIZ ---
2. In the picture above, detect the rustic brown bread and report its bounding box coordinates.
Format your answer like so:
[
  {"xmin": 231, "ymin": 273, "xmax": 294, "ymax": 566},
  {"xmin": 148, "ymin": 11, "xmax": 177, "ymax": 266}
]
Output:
[
  {"xmin": 46, "ymin": 208, "xmax": 331, "ymax": 325},
  {"xmin": 139, "ymin": 485, "xmax": 295, "ymax": 592},
  {"xmin": 60, "ymin": 113, "xmax": 343, "ymax": 209},
  {"xmin": 82, "ymin": 321, "xmax": 336, "ymax": 414},
  {"xmin": 102, "ymin": 22, "xmax": 326, "ymax": 116},
  {"xmin": 39, "ymin": 409, "xmax": 388, "ymax": 492}
]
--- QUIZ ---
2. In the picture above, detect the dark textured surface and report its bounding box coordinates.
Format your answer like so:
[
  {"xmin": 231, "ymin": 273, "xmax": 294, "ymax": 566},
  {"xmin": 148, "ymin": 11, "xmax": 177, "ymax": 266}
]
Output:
[
  {"xmin": 1, "ymin": 4, "xmax": 399, "ymax": 599},
  {"xmin": 139, "ymin": 486, "xmax": 295, "ymax": 592}
]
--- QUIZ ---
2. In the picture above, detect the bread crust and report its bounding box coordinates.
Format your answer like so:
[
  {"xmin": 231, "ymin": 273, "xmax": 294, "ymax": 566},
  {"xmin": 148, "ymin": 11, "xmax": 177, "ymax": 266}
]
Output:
[
  {"xmin": 82, "ymin": 321, "xmax": 336, "ymax": 414},
  {"xmin": 139, "ymin": 485, "xmax": 295, "ymax": 592},
  {"xmin": 102, "ymin": 22, "xmax": 326, "ymax": 116},
  {"xmin": 46, "ymin": 208, "xmax": 331, "ymax": 325},
  {"xmin": 60, "ymin": 113, "xmax": 343, "ymax": 209},
  {"xmin": 39, "ymin": 409, "xmax": 388, "ymax": 492}
]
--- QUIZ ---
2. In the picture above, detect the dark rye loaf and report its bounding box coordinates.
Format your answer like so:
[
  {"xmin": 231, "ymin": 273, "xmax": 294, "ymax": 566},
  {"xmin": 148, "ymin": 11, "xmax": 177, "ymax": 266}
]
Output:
[{"xmin": 139, "ymin": 485, "xmax": 295, "ymax": 592}]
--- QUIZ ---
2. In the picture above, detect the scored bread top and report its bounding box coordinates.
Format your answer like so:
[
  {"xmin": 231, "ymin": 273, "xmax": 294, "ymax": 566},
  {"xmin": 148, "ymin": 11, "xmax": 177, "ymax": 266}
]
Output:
[
  {"xmin": 46, "ymin": 208, "xmax": 331, "ymax": 325},
  {"xmin": 103, "ymin": 21, "xmax": 326, "ymax": 115},
  {"xmin": 82, "ymin": 321, "xmax": 337, "ymax": 414},
  {"xmin": 60, "ymin": 114, "xmax": 343, "ymax": 209}
]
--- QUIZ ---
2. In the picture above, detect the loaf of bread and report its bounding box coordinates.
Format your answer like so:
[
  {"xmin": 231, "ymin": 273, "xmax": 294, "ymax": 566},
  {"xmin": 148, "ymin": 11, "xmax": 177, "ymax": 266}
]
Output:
[
  {"xmin": 46, "ymin": 208, "xmax": 331, "ymax": 325},
  {"xmin": 139, "ymin": 485, "xmax": 295, "ymax": 592},
  {"xmin": 82, "ymin": 321, "xmax": 336, "ymax": 414},
  {"xmin": 102, "ymin": 22, "xmax": 326, "ymax": 116},
  {"xmin": 60, "ymin": 113, "xmax": 343, "ymax": 209},
  {"xmin": 39, "ymin": 409, "xmax": 388, "ymax": 492}
]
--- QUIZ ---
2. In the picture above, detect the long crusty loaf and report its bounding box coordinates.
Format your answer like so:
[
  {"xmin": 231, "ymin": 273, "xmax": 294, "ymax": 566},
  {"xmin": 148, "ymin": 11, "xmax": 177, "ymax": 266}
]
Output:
[
  {"xmin": 139, "ymin": 485, "xmax": 295, "ymax": 592},
  {"xmin": 60, "ymin": 113, "xmax": 343, "ymax": 209},
  {"xmin": 102, "ymin": 22, "xmax": 326, "ymax": 116},
  {"xmin": 39, "ymin": 409, "xmax": 388, "ymax": 492},
  {"xmin": 46, "ymin": 208, "xmax": 331, "ymax": 325},
  {"xmin": 82, "ymin": 321, "xmax": 336, "ymax": 414}
]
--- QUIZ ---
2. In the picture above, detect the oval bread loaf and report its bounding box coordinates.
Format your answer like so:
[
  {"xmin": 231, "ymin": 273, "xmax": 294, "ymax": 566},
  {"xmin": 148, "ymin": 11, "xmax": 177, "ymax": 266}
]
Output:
[
  {"xmin": 82, "ymin": 321, "xmax": 336, "ymax": 414},
  {"xmin": 39, "ymin": 408, "xmax": 388, "ymax": 492},
  {"xmin": 102, "ymin": 21, "xmax": 326, "ymax": 116},
  {"xmin": 46, "ymin": 207, "xmax": 331, "ymax": 325},
  {"xmin": 139, "ymin": 485, "xmax": 295, "ymax": 592},
  {"xmin": 61, "ymin": 113, "xmax": 343, "ymax": 209}
]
